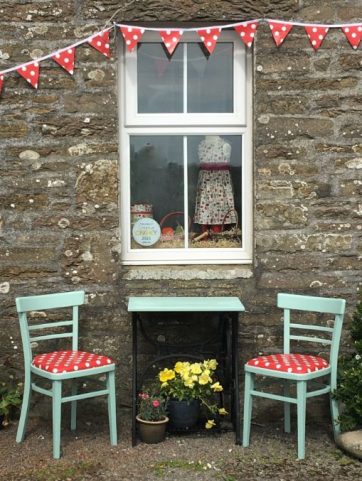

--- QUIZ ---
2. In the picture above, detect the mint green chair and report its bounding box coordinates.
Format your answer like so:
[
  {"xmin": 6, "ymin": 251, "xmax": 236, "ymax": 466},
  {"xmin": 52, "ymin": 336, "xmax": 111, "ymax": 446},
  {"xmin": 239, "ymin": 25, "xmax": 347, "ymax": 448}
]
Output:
[
  {"xmin": 242, "ymin": 293, "xmax": 346, "ymax": 459},
  {"xmin": 16, "ymin": 290, "xmax": 117, "ymax": 459}
]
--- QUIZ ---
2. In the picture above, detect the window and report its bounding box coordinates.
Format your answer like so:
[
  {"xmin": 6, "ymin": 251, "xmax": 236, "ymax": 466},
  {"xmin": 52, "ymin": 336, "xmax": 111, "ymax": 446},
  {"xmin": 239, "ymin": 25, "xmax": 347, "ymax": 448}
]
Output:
[{"xmin": 119, "ymin": 31, "xmax": 252, "ymax": 265}]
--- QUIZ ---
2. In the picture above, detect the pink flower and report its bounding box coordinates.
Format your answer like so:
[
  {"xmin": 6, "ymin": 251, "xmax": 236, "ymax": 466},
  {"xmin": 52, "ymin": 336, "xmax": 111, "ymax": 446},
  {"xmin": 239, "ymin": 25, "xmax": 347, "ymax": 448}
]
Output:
[{"xmin": 152, "ymin": 400, "xmax": 160, "ymax": 408}]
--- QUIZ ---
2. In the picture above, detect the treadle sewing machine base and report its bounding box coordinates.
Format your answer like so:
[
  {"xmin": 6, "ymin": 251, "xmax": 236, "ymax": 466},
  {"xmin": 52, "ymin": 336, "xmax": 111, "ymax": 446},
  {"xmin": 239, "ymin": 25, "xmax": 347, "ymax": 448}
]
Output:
[{"xmin": 128, "ymin": 296, "xmax": 245, "ymax": 446}]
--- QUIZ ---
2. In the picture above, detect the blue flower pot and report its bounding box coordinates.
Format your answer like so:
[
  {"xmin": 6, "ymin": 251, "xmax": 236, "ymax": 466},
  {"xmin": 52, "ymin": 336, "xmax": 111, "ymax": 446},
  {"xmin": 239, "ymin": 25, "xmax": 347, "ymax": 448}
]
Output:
[{"xmin": 167, "ymin": 399, "xmax": 200, "ymax": 430}]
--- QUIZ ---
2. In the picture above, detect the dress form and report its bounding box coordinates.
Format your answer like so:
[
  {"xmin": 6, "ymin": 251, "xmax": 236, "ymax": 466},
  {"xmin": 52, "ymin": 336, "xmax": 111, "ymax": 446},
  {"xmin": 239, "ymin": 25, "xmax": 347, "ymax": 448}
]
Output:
[{"xmin": 194, "ymin": 136, "xmax": 236, "ymax": 232}]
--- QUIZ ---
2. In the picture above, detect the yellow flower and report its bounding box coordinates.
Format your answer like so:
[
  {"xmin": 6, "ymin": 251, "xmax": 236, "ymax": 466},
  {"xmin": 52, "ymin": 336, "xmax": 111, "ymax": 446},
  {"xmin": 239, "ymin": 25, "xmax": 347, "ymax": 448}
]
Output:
[
  {"xmin": 159, "ymin": 368, "xmax": 175, "ymax": 383},
  {"xmin": 205, "ymin": 419, "xmax": 216, "ymax": 429},
  {"xmin": 190, "ymin": 363, "xmax": 202, "ymax": 374},
  {"xmin": 184, "ymin": 378, "xmax": 195, "ymax": 388},
  {"xmin": 198, "ymin": 372, "xmax": 211, "ymax": 385},
  {"xmin": 204, "ymin": 359, "xmax": 218, "ymax": 371},
  {"xmin": 218, "ymin": 407, "xmax": 228, "ymax": 416},
  {"xmin": 211, "ymin": 382, "xmax": 223, "ymax": 392},
  {"xmin": 181, "ymin": 371, "xmax": 190, "ymax": 381},
  {"xmin": 174, "ymin": 361, "xmax": 187, "ymax": 374},
  {"xmin": 161, "ymin": 382, "xmax": 168, "ymax": 389}
]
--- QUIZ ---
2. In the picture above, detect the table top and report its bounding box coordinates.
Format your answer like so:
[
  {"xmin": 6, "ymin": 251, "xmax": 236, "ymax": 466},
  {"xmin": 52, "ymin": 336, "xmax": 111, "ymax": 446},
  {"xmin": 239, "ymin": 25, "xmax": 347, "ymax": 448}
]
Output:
[{"xmin": 128, "ymin": 296, "xmax": 245, "ymax": 312}]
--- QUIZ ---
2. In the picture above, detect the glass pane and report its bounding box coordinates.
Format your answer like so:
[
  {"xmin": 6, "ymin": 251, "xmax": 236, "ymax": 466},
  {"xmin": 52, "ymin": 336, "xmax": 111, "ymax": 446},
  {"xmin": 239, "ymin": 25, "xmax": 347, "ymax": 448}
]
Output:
[
  {"xmin": 188, "ymin": 135, "xmax": 242, "ymax": 248},
  {"xmin": 137, "ymin": 43, "xmax": 183, "ymax": 113},
  {"xmin": 187, "ymin": 43, "xmax": 233, "ymax": 113},
  {"xmin": 130, "ymin": 136, "xmax": 185, "ymax": 249}
]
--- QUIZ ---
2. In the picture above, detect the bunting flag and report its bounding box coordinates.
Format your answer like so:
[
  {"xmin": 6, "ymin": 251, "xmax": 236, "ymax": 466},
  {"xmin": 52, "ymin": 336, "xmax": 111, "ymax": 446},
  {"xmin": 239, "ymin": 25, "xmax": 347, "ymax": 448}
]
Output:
[
  {"xmin": 1, "ymin": 20, "xmax": 361, "ymax": 99},
  {"xmin": 88, "ymin": 30, "xmax": 110, "ymax": 57},
  {"xmin": 120, "ymin": 26, "xmax": 145, "ymax": 52},
  {"xmin": 198, "ymin": 28, "xmax": 221, "ymax": 54},
  {"xmin": 342, "ymin": 25, "xmax": 362, "ymax": 50},
  {"xmin": 305, "ymin": 26, "xmax": 329, "ymax": 50},
  {"xmin": 16, "ymin": 61, "xmax": 40, "ymax": 88},
  {"xmin": 268, "ymin": 21, "xmax": 293, "ymax": 46},
  {"xmin": 52, "ymin": 47, "xmax": 75, "ymax": 75},
  {"xmin": 160, "ymin": 30, "xmax": 183, "ymax": 55},
  {"xmin": 234, "ymin": 21, "xmax": 259, "ymax": 48}
]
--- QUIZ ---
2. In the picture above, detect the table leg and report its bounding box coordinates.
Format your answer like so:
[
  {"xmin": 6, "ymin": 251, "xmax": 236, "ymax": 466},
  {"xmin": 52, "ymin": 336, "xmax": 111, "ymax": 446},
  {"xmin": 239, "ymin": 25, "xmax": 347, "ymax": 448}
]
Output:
[
  {"xmin": 132, "ymin": 313, "xmax": 138, "ymax": 446},
  {"xmin": 232, "ymin": 313, "xmax": 241, "ymax": 444}
]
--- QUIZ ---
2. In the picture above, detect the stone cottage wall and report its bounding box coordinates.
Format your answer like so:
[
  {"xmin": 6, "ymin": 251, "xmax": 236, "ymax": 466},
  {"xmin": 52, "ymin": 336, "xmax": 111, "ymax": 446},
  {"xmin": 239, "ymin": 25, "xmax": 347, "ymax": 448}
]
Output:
[{"xmin": 0, "ymin": 0, "xmax": 361, "ymax": 420}]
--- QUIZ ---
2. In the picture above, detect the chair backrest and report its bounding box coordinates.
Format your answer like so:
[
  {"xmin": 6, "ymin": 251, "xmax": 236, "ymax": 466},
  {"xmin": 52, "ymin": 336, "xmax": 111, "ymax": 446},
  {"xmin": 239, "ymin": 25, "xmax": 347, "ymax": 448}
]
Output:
[
  {"xmin": 16, "ymin": 291, "xmax": 85, "ymax": 366},
  {"xmin": 277, "ymin": 293, "xmax": 346, "ymax": 380}
]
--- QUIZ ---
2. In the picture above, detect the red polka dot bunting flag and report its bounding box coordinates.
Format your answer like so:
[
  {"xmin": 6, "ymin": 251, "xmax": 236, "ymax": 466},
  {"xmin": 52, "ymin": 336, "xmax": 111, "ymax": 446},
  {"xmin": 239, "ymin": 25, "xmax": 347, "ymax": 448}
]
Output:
[
  {"xmin": 197, "ymin": 27, "xmax": 221, "ymax": 54},
  {"xmin": 160, "ymin": 30, "xmax": 183, "ymax": 55},
  {"xmin": 52, "ymin": 47, "xmax": 75, "ymax": 75},
  {"xmin": 305, "ymin": 25, "xmax": 329, "ymax": 50},
  {"xmin": 234, "ymin": 21, "xmax": 259, "ymax": 48},
  {"xmin": 16, "ymin": 61, "xmax": 40, "ymax": 88},
  {"xmin": 342, "ymin": 25, "xmax": 362, "ymax": 50},
  {"xmin": 0, "ymin": 74, "xmax": 4, "ymax": 94},
  {"xmin": 88, "ymin": 30, "xmax": 110, "ymax": 57},
  {"xmin": 268, "ymin": 21, "xmax": 293, "ymax": 47},
  {"xmin": 120, "ymin": 26, "xmax": 145, "ymax": 52}
]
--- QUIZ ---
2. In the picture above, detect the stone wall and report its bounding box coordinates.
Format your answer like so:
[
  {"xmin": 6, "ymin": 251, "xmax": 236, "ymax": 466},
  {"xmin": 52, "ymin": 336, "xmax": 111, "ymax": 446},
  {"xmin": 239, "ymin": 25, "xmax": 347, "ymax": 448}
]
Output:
[{"xmin": 0, "ymin": 1, "xmax": 361, "ymax": 420}]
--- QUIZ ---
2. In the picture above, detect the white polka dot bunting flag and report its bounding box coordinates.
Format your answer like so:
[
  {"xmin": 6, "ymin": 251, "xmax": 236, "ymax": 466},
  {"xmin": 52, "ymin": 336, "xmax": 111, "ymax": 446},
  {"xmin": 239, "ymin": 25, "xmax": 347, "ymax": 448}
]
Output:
[
  {"xmin": 52, "ymin": 47, "xmax": 75, "ymax": 75},
  {"xmin": 16, "ymin": 61, "xmax": 40, "ymax": 88},
  {"xmin": 234, "ymin": 21, "xmax": 259, "ymax": 47},
  {"xmin": 160, "ymin": 30, "xmax": 183, "ymax": 55},
  {"xmin": 268, "ymin": 21, "xmax": 293, "ymax": 47},
  {"xmin": 88, "ymin": 30, "xmax": 111, "ymax": 57},
  {"xmin": 342, "ymin": 25, "xmax": 362, "ymax": 50},
  {"xmin": 120, "ymin": 26, "xmax": 145, "ymax": 52},
  {"xmin": 197, "ymin": 27, "xmax": 221, "ymax": 54},
  {"xmin": 305, "ymin": 25, "xmax": 329, "ymax": 50},
  {"xmin": 0, "ymin": 74, "xmax": 3, "ymax": 94}
]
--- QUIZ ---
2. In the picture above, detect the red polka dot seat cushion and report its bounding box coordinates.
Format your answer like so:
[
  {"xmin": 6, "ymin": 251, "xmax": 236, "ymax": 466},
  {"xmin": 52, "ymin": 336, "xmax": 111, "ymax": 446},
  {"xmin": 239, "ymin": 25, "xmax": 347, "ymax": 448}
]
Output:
[
  {"xmin": 246, "ymin": 353, "xmax": 329, "ymax": 374},
  {"xmin": 32, "ymin": 350, "xmax": 114, "ymax": 374}
]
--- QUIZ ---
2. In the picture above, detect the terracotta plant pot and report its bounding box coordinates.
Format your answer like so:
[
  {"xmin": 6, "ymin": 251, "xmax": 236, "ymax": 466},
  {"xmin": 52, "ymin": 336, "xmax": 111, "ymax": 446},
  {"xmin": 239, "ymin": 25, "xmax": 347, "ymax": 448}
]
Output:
[{"xmin": 136, "ymin": 414, "xmax": 169, "ymax": 444}]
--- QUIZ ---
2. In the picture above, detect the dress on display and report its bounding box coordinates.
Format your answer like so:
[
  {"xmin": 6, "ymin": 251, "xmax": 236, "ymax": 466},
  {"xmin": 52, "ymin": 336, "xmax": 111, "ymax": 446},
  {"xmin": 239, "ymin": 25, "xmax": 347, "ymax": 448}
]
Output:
[{"xmin": 194, "ymin": 137, "xmax": 237, "ymax": 227}]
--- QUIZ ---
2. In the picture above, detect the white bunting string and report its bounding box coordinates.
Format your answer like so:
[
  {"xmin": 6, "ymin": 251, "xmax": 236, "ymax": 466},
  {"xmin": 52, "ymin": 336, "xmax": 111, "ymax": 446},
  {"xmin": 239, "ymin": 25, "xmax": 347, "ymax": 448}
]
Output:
[{"xmin": 115, "ymin": 19, "xmax": 362, "ymax": 31}]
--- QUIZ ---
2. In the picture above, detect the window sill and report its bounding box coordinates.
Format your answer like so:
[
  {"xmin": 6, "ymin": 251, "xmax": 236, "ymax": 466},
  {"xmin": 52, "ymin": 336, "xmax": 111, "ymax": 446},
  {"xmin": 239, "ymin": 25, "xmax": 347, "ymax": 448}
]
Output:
[{"xmin": 121, "ymin": 265, "xmax": 253, "ymax": 281}]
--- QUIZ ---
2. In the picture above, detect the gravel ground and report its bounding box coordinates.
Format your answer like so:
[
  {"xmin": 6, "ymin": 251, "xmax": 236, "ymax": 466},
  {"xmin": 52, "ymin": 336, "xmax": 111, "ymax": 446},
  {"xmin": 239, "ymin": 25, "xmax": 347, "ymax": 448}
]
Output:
[{"xmin": 0, "ymin": 409, "xmax": 361, "ymax": 481}]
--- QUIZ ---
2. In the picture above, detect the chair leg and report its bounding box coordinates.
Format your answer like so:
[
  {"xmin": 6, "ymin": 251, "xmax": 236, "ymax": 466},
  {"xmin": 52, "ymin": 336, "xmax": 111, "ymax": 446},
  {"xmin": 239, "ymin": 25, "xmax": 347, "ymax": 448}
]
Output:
[
  {"xmin": 284, "ymin": 382, "xmax": 291, "ymax": 433},
  {"xmin": 330, "ymin": 395, "xmax": 340, "ymax": 438},
  {"xmin": 52, "ymin": 380, "xmax": 62, "ymax": 459},
  {"xmin": 296, "ymin": 381, "xmax": 307, "ymax": 460},
  {"xmin": 16, "ymin": 372, "xmax": 32, "ymax": 443},
  {"xmin": 242, "ymin": 371, "xmax": 254, "ymax": 447},
  {"xmin": 70, "ymin": 381, "xmax": 77, "ymax": 431},
  {"xmin": 106, "ymin": 370, "xmax": 117, "ymax": 445}
]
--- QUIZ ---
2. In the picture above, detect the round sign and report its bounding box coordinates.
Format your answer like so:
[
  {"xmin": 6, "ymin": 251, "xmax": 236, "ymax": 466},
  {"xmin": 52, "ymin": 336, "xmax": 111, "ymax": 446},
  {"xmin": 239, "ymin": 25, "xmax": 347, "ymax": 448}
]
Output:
[{"xmin": 132, "ymin": 218, "xmax": 161, "ymax": 247}]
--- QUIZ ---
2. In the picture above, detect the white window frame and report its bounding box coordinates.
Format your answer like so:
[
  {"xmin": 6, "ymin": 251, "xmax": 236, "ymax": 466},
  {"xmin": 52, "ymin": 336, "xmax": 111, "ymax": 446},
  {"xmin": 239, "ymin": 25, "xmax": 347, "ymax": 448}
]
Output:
[{"xmin": 118, "ymin": 31, "xmax": 253, "ymax": 265}]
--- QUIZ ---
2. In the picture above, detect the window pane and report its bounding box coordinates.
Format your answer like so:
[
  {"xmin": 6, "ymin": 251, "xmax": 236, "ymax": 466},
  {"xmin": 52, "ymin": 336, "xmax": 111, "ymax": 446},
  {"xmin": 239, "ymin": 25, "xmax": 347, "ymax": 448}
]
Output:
[
  {"xmin": 130, "ymin": 136, "xmax": 185, "ymax": 249},
  {"xmin": 137, "ymin": 43, "xmax": 183, "ymax": 113},
  {"xmin": 187, "ymin": 43, "xmax": 233, "ymax": 113},
  {"xmin": 188, "ymin": 135, "xmax": 242, "ymax": 248}
]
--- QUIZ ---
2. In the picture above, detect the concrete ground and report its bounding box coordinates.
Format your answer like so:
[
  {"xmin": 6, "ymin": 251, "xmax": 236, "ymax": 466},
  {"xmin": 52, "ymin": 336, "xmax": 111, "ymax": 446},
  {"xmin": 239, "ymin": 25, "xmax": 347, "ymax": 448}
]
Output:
[{"xmin": 0, "ymin": 409, "xmax": 361, "ymax": 481}]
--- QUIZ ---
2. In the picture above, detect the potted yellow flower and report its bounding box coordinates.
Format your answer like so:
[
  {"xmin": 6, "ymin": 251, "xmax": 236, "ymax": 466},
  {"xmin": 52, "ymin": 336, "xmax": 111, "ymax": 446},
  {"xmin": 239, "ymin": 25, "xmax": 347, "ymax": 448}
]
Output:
[{"xmin": 158, "ymin": 359, "xmax": 227, "ymax": 430}]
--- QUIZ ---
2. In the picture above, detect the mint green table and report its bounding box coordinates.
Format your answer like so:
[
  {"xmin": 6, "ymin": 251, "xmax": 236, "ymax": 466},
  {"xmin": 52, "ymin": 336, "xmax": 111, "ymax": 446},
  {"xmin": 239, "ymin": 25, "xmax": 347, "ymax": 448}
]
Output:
[{"xmin": 128, "ymin": 296, "xmax": 245, "ymax": 445}]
